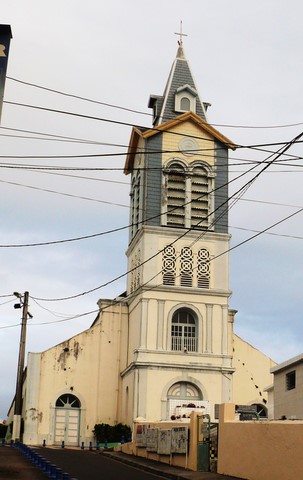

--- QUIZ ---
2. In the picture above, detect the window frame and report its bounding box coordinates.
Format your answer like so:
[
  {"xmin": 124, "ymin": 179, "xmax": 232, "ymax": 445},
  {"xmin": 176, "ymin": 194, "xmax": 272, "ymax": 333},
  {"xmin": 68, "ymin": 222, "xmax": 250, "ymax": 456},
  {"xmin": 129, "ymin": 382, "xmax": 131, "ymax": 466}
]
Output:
[
  {"xmin": 286, "ymin": 370, "xmax": 296, "ymax": 391},
  {"xmin": 163, "ymin": 159, "xmax": 214, "ymax": 230},
  {"xmin": 171, "ymin": 308, "xmax": 198, "ymax": 353}
]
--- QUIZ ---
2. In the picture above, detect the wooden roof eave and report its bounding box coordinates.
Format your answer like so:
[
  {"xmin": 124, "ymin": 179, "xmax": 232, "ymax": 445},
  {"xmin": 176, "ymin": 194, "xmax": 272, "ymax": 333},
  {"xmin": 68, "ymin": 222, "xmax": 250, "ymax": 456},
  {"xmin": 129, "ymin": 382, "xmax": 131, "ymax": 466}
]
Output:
[
  {"xmin": 124, "ymin": 111, "xmax": 237, "ymax": 174},
  {"xmin": 124, "ymin": 127, "xmax": 144, "ymax": 174},
  {"xmin": 142, "ymin": 111, "xmax": 237, "ymax": 151}
]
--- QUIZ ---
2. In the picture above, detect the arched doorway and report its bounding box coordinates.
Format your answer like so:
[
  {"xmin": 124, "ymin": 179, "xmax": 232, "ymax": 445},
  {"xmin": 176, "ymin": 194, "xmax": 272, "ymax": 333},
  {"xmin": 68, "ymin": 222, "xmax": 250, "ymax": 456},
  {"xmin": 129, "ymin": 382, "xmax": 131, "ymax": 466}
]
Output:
[{"xmin": 54, "ymin": 394, "xmax": 81, "ymax": 446}]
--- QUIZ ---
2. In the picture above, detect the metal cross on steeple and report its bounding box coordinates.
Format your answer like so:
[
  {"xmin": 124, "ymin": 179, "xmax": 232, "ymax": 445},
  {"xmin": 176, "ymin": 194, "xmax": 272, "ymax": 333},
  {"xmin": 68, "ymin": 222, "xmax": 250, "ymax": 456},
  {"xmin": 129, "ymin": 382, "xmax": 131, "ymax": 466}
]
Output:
[{"xmin": 174, "ymin": 21, "xmax": 188, "ymax": 46}]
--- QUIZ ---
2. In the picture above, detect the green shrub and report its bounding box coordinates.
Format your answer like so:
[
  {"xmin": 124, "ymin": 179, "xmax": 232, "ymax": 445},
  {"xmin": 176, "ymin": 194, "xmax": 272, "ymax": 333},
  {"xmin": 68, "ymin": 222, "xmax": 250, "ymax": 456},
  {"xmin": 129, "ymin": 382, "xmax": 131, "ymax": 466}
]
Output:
[{"xmin": 93, "ymin": 423, "xmax": 131, "ymax": 443}]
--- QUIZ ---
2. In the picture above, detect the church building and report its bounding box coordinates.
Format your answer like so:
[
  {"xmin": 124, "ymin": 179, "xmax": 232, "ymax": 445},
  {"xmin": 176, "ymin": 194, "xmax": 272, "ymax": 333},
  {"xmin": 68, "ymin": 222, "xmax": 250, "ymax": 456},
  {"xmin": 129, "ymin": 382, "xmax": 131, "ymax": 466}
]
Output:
[{"xmin": 15, "ymin": 39, "xmax": 275, "ymax": 446}]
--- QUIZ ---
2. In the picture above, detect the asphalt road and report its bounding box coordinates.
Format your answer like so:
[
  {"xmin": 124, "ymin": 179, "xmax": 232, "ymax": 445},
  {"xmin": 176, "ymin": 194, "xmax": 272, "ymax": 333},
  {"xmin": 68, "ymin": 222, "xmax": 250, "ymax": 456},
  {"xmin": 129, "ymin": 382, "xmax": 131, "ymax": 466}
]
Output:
[{"xmin": 35, "ymin": 448, "xmax": 167, "ymax": 480}]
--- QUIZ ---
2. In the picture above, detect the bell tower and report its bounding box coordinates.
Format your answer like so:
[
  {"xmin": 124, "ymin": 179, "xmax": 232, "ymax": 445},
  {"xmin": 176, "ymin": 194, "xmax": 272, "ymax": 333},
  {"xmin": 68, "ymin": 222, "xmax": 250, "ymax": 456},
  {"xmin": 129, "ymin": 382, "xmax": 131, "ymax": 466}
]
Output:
[{"xmin": 121, "ymin": 39, "xmax": 237, "ymax": 422}]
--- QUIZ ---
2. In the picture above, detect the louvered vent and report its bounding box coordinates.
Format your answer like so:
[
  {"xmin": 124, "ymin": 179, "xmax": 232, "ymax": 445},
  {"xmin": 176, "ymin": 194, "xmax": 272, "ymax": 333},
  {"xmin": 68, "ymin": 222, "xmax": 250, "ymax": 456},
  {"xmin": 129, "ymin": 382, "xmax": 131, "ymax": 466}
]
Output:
[
  {"xmin": 180, "ymin": 247, "xmax": 193, "ymax": 287},
  {"xmin": 197, "ymin": 248, "xmax": 210, "ymax": 288},
  {"xmin": 167, "ymin": 164, "xmax": 186, "ymax": 227},
  {"xmin": 162, "ymin": 245, "xmax": 176, "ymax": 285},
  {"xmin": 191, "ymin": 166, "xmax": 209, "ymax": 229}
]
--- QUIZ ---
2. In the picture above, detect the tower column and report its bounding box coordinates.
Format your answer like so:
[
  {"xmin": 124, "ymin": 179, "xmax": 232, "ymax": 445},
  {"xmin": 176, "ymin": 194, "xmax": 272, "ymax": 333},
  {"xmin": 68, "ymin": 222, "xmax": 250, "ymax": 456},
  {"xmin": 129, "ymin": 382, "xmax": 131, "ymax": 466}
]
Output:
[
  {"xmin": 139, "ymin": 299, "xmax": 149, "ymax": 349},
  {"xmin": 157, "ymin": 300, "xmax": 165, "ymax": 350},
  {"xmin": 221, "ymin": 305, "xmax": 228, "ymax": 355},
  {"xmin": 205, "ymin": 304, "xmax": 213, "ymax": 353}
]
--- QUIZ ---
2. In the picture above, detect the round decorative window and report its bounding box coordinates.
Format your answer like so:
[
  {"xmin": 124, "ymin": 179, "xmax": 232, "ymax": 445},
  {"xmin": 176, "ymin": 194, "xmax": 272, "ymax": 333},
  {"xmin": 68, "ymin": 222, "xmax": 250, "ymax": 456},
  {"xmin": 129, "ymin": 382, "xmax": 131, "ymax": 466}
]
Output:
[{"xmin": 179, "ymin": 137, "xmax": 198, "ymax": 156}]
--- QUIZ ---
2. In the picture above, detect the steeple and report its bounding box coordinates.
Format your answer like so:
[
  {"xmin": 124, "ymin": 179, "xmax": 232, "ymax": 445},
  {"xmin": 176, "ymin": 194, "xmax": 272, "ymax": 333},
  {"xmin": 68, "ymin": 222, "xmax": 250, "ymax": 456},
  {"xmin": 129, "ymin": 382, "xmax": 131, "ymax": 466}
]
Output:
[{"xmin": 148, "ymin": 34, "xmax": 208, "ymax": 126}]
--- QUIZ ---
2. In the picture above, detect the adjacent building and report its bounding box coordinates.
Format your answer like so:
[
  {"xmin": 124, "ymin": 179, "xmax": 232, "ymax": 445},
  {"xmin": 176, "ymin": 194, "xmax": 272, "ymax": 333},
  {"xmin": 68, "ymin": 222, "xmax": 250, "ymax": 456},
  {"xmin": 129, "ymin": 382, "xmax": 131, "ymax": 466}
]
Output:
[{"xmin": 270, "ymin": 353, "xmax": 303, "ymax": 419}]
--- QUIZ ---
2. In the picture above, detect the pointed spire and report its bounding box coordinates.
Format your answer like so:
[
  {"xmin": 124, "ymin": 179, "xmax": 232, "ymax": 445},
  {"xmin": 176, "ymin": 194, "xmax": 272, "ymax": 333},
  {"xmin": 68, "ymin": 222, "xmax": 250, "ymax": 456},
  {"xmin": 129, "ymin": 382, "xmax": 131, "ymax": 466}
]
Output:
[{"xmin": 148, "ymin": 24, "xmax": 207, "ymax": 125}]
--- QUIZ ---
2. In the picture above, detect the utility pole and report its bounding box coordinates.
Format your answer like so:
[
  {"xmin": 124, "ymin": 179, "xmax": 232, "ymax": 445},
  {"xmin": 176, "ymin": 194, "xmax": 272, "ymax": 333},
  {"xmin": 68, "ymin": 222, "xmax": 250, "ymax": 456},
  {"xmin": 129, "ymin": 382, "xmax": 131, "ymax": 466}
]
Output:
[{"xmin": 12, "ymin": 291, "xmax": 32, "ymax": 441}]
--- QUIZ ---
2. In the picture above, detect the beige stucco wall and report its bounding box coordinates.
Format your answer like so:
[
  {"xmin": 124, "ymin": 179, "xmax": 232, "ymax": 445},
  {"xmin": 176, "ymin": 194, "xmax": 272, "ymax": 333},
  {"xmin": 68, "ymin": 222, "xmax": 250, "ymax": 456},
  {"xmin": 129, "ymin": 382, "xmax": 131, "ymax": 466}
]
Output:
[
  {"xmin": 232, "ymin": 334, "xmax": 276, "ymax": 411},
  {"xmin": 218, "ymin": 403, "xmax": 303, "ymax": 480},
  {"xmin": 23, "ymin": 301, "xmax": 128, "ymax": 446},
  {"xmin": 127, "ymin": 227, "xmax": 230, "ymax": 294}
]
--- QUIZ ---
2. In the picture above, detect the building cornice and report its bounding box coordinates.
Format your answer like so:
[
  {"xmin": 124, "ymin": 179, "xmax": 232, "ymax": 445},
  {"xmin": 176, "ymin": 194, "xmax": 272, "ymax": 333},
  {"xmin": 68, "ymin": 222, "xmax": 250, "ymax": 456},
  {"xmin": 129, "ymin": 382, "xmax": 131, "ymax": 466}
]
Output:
[
  {"xmin": 126, "ymin": 224, "xmax": 231, "ymax": 257},
  {"xmin": 120, "ymin": 359, "xmax": 235, "ymax": 377}
]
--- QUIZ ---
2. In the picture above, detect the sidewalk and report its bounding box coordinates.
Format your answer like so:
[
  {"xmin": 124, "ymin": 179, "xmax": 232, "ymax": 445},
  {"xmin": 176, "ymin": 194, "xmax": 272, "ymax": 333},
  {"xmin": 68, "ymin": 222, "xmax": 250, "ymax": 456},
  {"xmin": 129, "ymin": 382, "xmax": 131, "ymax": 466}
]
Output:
[{"xmin": 103, "ymin": 450, "xmax": 244, "ymax": 480}]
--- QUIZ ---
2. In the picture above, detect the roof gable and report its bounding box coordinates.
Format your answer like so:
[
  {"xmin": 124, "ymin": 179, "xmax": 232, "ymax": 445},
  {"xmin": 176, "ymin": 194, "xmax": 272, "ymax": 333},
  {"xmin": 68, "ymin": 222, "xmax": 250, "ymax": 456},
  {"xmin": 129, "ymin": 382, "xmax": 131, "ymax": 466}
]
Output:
[{"xmin": 124, "ymin": 111, "xmax": 236, "ymax": 174}]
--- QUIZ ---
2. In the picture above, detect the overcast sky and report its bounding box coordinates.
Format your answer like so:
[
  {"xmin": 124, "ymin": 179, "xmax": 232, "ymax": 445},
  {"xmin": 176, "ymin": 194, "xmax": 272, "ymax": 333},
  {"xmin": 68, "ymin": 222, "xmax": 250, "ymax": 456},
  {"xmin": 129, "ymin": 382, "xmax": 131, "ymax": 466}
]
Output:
[{"xmin": 0, "ymin": 0, "xmax": 303, "ymax": 419}]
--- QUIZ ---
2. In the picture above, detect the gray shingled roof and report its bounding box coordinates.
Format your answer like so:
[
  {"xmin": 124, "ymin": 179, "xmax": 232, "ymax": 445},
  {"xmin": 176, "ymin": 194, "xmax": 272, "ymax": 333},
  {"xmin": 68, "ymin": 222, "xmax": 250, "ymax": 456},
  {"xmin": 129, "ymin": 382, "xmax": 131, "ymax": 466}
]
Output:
[{"xmin": 148, "ymin": 45, "xmax": 207, "ymax": 125}]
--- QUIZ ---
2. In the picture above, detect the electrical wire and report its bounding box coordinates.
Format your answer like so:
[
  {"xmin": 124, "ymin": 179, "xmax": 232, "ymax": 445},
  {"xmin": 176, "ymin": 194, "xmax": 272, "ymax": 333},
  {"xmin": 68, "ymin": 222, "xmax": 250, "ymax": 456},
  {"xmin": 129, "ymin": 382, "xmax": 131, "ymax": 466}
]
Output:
[
  {"xmin": 0, "ymin": 155, "xmax": 269, "ymax": 249},
  {"xmin": 9, "ymin": 98, "xmax": 303, "ymax": 155},
  {"xmin": 31, "ymin": 128, "xmax": 303, "ymax": 303},
  {"xmin": 5, "ymin": 100, "xmax": 235, "ymax": 150},
  {"xmin": 0, "ymin": 191, "xmax": 302, "ymax": 249},
  {"xmin": 0, "ymin": 128, "xmax": 128, "ymax": 147},
  {"xmin": 7, "ymin": 76, "xmax": 151, "ymax": 117},
  {"xmin": 0, "ymin": 178, "xmax": 129, "ymax": 209},
  {"xmin": 1, "ymin": 124, "xmax": 302, "ymax": 164},
  {"xmin": 28, "ymin": 308, "xmax": 99, "ymax": 326},
  {"xmin": 7, "ymin": 76, "xmax": 303, "ymax": 130},
  {"xmin": 3, "ymin": 133, "xmax": 302, "ymax": 313}
]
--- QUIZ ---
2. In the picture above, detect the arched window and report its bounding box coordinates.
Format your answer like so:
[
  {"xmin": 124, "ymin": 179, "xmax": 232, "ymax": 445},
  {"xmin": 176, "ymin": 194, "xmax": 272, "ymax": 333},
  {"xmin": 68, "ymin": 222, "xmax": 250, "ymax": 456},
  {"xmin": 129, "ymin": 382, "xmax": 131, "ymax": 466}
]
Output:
[
  {"xmin": 166, "ymin": 163, "xmax": 186, "ymax": 227},
  {"xmin": 168, "ymin": 381, "xmax": 202, "ymax": 400},
  {"xmin": 55, "ymin": 394, "xmax": 81, "ymax": 408},
  {"xmin": 167, "ymin": 381, "xmax": 204, "ymax": 419},
  {"xmin": 180, "ymin": 97, "xmax": 190, "ymax": 111},
  {"xmin": 171, "ymin": 308, "xmax": 197, "ymax": 352}
]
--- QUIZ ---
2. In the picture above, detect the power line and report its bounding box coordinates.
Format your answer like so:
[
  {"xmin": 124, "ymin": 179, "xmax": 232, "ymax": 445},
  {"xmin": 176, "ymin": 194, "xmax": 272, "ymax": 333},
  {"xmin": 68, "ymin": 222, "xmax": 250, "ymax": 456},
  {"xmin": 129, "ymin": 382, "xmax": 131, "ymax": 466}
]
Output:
[
  {"xmin": 5, "ymin": 94, "xmax": 303, "ymax": 166},
  {"xmin": 1, "ymin": 189, "xmax": 302, "ymax": 249},
  {"xmin": 1, "ymin": 124, "xmax": 302, "ymax": 164},
  {"xmin": 7, "ymin": 76, "xmax": 151, "ymax": 117},
  {"xmin": 26, "ymin": 169, "xmax": 129, "ymax": 185},
  {"xmin": 31, "ymin": 128, "xmax": 303, "ymax": 303},
  {"xmin": 0, "ymin": 151, "xmax": 302, "ymax": 171},
  {"xmin": 29, "ymin": 308, "xmax": 99, "ymax": 326},
  {"xmin": 7, "ymin": 76, "xmax": 303, "ymax": 130},
  {"xmin": 9, "ymin": 98, "xmax": 303, "ymax": 154},
  {"xmin": 231, "ymin": 225, "xmax": 303, "ymax": 241},
  {"xmin": 0, "ymin": 178, "xmax": 129, "ymax": 208},
  {"xmin": 2, "ymin": 134, "xmax": 300, "ymax": 305},
  {"xmin": 0, "ymin": 127, "xmax": 128, "ymax": 147},
  {"xmin": 0, "ymin": 159, "xmax": 266, "ymax": 248}
]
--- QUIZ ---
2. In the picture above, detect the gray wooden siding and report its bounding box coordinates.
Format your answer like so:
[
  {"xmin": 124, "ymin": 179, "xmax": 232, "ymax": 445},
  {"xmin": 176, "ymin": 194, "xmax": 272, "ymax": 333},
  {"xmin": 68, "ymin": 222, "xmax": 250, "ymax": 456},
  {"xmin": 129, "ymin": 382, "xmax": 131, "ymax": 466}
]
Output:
[
  {"xmin": 145, "ymin": 135, "xmax": 162, "ymax": 226},
  {"xmin": 214, "ymin": 141, "xmax": 228, "ymax": 233}
]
